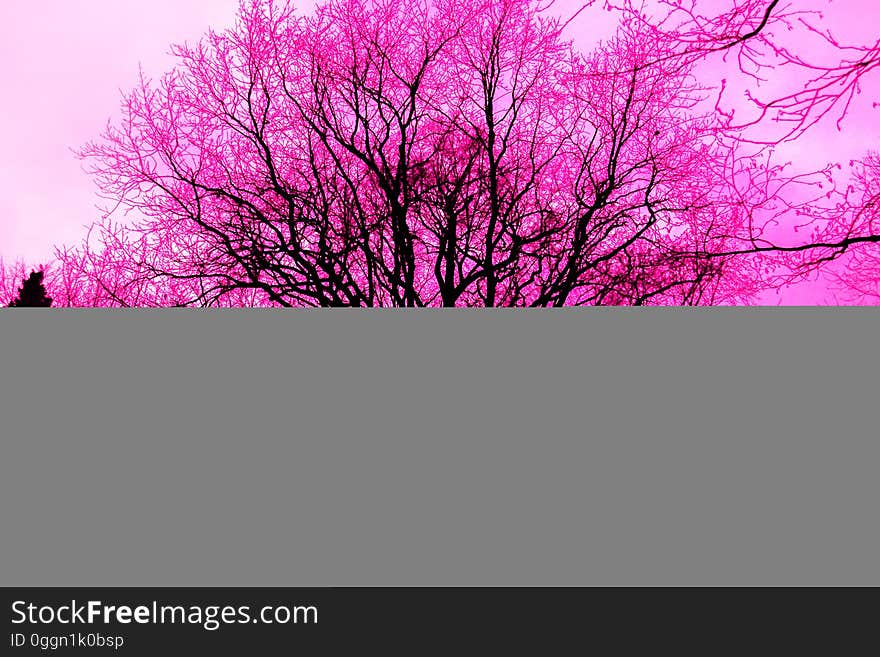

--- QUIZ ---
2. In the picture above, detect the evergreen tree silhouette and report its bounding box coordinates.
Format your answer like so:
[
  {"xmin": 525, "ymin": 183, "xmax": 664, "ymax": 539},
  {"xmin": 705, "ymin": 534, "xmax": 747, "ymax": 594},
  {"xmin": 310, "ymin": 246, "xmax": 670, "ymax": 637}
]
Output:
[{"xmin": 9, "ymin": 270, "xmax": 53, "ymax": 307}]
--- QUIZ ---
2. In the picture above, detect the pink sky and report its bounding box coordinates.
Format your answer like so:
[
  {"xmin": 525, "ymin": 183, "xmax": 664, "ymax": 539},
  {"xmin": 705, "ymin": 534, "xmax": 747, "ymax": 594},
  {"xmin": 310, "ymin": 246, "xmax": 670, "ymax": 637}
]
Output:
[
  {"xmin": 1, "ymin": 0, "xmax": 877, "ymax": 303},
  {"xmin": 0, "ymin": 0, "xmax": 241, "ymax": 262}
]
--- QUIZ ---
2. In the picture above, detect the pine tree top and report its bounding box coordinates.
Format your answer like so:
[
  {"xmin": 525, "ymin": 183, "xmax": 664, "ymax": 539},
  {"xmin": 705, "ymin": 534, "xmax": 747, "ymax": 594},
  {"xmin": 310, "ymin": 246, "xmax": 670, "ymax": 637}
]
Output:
[{"xmin": 9, "ymin": 270, "xmax": 53, "ymax": 308}]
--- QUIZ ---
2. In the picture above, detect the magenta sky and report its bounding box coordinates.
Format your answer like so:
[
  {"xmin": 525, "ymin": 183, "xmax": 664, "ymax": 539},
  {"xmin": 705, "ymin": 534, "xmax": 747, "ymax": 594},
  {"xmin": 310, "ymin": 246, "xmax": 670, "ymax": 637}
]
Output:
[
  {"xmin": 1, "ymin": 0, "xmax": 877, "ymax": 304},
  {"xmin": 0, "ymin": 0, "xmax": 241, "ymax": 262}
]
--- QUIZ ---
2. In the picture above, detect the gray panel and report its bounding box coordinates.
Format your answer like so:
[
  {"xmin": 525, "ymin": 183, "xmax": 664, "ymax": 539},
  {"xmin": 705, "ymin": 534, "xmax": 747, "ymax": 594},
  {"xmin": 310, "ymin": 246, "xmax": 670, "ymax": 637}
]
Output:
[{"xmin": 0, "ymin": 310, "xmax": 877, "ymax": 586}]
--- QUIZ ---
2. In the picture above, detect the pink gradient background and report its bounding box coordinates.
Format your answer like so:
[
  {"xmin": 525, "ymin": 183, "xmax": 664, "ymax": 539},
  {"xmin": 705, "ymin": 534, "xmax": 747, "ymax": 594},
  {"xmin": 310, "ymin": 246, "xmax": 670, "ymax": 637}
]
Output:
[
  {"xmin": 1, "ymin": 0, "xmax": 877, "ymax": 302},
  {"xmin": 0, "ymin": 0, "xmax": 242, "ymax": 262}
]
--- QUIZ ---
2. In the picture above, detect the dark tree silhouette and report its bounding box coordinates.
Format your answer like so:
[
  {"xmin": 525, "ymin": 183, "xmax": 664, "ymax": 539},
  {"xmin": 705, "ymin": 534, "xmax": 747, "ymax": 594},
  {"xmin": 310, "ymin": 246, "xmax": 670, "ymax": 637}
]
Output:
[
  {"xmin": 6, "ymin": 0, "xmax": 880, "ymax": 306},
  {"xmin": 9, "ymin": 270, "xmax": 53, "ymax": 307}
]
